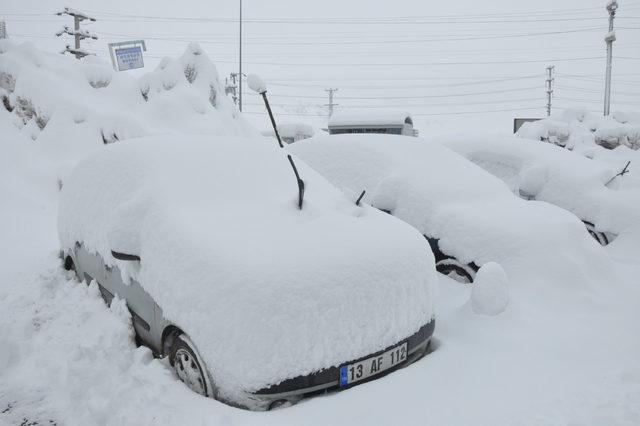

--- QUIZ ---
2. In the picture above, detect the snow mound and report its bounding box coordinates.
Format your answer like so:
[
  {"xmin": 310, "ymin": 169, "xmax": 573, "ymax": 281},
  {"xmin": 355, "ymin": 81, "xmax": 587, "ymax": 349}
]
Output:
[
  {"xmin": 58, "ymin": 134, "xmax": 437, "ymax": 405},
  {"xmin": 517, "ymin": 108, "xmax": 640, "ymax": 151},
  {"xmin": 0, "ymin": 39, "xmax": 257, "ymax": 181},
  {"xmin": 470, "ymin": 262, "xmax": 509, "ymax": 316}
]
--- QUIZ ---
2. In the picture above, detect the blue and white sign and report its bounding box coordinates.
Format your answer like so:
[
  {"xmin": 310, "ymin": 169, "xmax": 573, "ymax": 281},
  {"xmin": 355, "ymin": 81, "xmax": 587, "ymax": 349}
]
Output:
[{"xmin": 115, "ymin": 46, "xmax": 144, "ymax": 71}]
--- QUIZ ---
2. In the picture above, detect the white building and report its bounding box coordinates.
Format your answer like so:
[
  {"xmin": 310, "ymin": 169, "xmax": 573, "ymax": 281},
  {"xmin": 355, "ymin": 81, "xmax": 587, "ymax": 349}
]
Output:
[{"xmin": 328, "ymin": 111, "xmax": 417, "ymax": 137}]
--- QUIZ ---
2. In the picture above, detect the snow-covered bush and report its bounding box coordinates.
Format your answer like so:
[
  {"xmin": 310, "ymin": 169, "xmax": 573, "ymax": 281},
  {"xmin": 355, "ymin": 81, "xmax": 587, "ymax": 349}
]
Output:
[
  {"xmin": 516, "ymin": 108, "xmax": 640, "ymax": 151},
  {"xmin": 0, "ymin": 39, "xmax": 257, "ymax": 181}
]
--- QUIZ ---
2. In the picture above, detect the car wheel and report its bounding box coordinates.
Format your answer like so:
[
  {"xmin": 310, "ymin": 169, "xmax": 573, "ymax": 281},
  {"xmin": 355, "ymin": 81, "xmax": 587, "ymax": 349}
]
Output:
[
  {"xmin": 435, "ymin": 258, "xmax": 477, "ymax": 283},
  {"xmin": 583, "ymin": 220, "xmax": 609, "ymax": 246},
  {"xmin": 169, "ymin": 335, "xmax": 212, "ymax": 397},
  {"xmin": 63, "ymin": 255, "xmax": 75, "ymax": 271}
]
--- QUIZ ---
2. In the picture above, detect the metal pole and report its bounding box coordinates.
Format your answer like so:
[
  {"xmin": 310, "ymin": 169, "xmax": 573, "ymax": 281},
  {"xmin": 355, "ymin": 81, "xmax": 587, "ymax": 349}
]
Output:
[
  {"xmin": 604, "ymin": 0, "xmax": 618, "ymax": 116},
  {"xmin": 262, "ymin": 92, "xmax": 283, "ymax": 147},
  {"xmin": 546, "ymin": 65, "xmax": 554, "ymax": 117},
  {"xmin": 73, "ymin": 16, "xmax": 81, "ymax": 59},
  {"xmin": 238, "ymin": 0, "xmax": 243, "ymax": 111},
  {"xmin": 324, "ymin": 88, "xmax": 338, "ymax": 116}
]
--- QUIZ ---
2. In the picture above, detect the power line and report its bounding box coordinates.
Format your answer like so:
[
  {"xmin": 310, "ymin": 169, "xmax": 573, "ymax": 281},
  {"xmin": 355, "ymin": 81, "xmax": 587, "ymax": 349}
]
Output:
[
  {"xmin": 80, "ymin": 3, "xmax": 626, "ymax": 19},
  {"xmin": 97, "ymin": 26, "xmax": 603, "ymax": 45},
  {"xmin": 243, "ymin": 97, "xmax": 546, "ymax": 108},
  {"xmin": 242, "ymin": 106, "xmax": 546, "ymax": 117},
  {"xmin": 556, "ymin": 96, "xmax": 640, "ymax": 105},
  {"xmin": 268, "ymin": 75, "xmax": 544, "ymax": 89},
  {"xmin": 202, "ymin": 56, "xmax": 611, "ymax": 67},
  {"xmin": 250, "ymin": 85, "xmax": 542, "ymax": 100},
  {"xmin": 63, "ymin": 4, "xmax": 640, "ymax": 24}
]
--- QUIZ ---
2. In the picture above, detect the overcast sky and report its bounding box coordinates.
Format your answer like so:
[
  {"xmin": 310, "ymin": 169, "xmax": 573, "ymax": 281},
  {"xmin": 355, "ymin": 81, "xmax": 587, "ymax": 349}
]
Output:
[{"xmin": 3, "ymin": 0, "xmax": 639, "ymax": 133}]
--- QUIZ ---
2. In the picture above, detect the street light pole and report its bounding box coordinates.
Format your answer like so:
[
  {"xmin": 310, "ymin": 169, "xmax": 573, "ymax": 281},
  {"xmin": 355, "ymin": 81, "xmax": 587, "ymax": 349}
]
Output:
[
  {"xmin": 604, "ymin": 0, "xmax": 618, "ymax": 116},
  {"xmin": 239, "ymin": 0, "xmax": 243, "ymax": 112}
]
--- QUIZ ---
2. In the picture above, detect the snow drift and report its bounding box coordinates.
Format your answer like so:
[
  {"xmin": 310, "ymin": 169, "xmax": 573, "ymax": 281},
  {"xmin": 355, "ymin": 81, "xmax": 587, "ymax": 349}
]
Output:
[{"xmin": 0, "ymin": 39, "xmax": 257, "ymax": 182}]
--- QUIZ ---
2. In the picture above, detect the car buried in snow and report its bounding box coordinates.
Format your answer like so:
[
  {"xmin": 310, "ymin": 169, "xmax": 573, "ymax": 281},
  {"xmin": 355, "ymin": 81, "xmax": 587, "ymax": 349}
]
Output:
[
  {"xmin": 439, "ymin": 134, "xmax": 640, "ymax": 246},
  {"xmin": 289, "ymin": 133, "xmax": 605, "ymax": 283},
  {"xmin": 57, "ymin": 134, "xmax": 436, "ymax": 410}
]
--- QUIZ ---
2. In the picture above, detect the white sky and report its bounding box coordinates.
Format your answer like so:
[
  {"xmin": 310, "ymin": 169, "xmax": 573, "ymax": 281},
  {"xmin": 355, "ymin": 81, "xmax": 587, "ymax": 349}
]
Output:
[{"xmin": 2, "ymin": 0, "xmax": 639, "ymax": 133}]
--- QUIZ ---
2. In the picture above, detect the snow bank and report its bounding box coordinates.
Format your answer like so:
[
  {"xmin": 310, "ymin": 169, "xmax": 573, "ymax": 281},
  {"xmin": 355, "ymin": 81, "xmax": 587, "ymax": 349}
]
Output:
[
  {"xmin": 439, "ymin": 134, "xmax": 640, "ymax": 239},
  {"xmin": 290, "ymin": 134, "xmax": 612, "ymax": 289},
  {"xmin": 517, "ymin": 108, "xmax": 640, "ymax": 151},
  {"xmin": 0, "ymin": 39, "xmax": 257, "ymax": 182},
  {"xmin": 58, "ymin": 134, "xmax": 437, "ymax": 405},
  {"xmin": 469, "ymin": 262, "xmax": 509, "ymax": 316}
]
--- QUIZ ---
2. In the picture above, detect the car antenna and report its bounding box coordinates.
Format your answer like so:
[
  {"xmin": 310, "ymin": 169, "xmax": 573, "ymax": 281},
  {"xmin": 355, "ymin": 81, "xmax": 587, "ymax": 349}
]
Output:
[
  {"xmin": 355, "ymin": 190, "xmax": 366, "ymax": 206},
  {"xmin": 605, "ymin": 160, "xmax": 630, "ymax": 186},
  {"xmin": 247, "ymin": 73, "xmax": 283, "ymax": 148},
  {"xmin": 287, "ymin": 155, "xmax": 305, "ymax": 209}
]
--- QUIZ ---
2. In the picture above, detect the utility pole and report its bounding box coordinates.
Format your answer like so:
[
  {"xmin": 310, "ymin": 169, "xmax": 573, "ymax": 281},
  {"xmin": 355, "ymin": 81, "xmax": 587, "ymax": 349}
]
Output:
[
  {"xmin": 226, "ymin": 73, "xmax": 239, "ymax": 105},
  {"xmin": 225, "ymin": 72, "xmax": 246, "ymax": 107},
  {"xmin": 55, "ymin": 7, "xmax": 96, "ymax": 59},
  {"xmin": 238, "ymin": 0, "xmax": 243, "ymax": 111},
  {"xmin": 324, "ymin": 88, "xmax": 338, "ymax": 117},
  {"xmin": 604, "ymin": 0, "xmax": 618, "ymax": 116},
  {"xmin": 545, "ymin": 65, "xmax": 554, "ymax": 117},
  {"xmin": 0, "ymin": 21, "xmax": 7, "ymax": 39}
]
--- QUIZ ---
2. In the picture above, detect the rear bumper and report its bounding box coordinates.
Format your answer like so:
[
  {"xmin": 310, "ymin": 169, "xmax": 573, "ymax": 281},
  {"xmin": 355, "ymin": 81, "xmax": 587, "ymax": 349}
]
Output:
[{"xmin": 250, "ymin": 319, "xmax": 435, "ymax": 409}]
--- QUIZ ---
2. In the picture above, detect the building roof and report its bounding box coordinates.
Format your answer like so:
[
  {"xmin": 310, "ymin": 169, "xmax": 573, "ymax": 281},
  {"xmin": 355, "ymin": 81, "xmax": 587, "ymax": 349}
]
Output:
[{"xmin": 328, "ymin": 111, "xmax": 413, "ymax": 128}]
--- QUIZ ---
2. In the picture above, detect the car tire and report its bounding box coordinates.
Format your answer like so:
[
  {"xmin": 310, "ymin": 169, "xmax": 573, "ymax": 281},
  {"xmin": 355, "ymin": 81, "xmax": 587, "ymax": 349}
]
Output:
[
  {"xmin": 435, "ymin": 258, "xmax": 477, "ymax": 284},
  {"xmin": 169, "ymin": 335, "xmax": 213, "ymax": 397},
  {"xmin": 583, "ymin": 220, "xmax": 609, "ymax": 246}
]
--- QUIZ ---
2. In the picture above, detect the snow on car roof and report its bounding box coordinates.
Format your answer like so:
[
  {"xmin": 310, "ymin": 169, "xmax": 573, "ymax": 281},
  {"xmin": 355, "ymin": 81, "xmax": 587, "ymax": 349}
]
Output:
[
  {"xmin": 58, "ymin": 134, "xmax": 436, "ymax": 404},
  {"xmin": 328, "ymin": 110, "xmax": 412, "ymax": 127},
  {"xmin": 439, "ymin": 134, "xmax": 640, "ymax": 236},
  {"xmin": 289, "ymin": 134, "xmax": 611, "ymax": 286}
]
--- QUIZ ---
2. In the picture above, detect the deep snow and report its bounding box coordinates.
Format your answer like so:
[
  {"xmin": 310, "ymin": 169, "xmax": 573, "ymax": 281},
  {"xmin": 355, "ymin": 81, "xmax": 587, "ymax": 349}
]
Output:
[
  {"xmin": 439, "ymin": 133, "xmax": 640, "ymax": 245},
  {"xmin": 1, "ymin": 41, "xmax": 640, "ymax": 426},
  {"xmin": 289, "ymin": 134, "xmax": 614, "ymax": 290},
  {"xmin": 57, "ymin": 134, "xmax": 436, "ymax": 405}
]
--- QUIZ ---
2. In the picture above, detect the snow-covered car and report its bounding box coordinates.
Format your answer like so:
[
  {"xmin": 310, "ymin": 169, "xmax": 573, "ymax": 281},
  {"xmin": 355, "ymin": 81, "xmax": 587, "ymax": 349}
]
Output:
[
  {"xmin": 289, "ymin": 134, "xmax": 606, "ymax": 283},
  {"xmin": 57, "ymin": 135, "xmax": 436, "ymax": 410},
  {"xmin": 439, "ymin": 134, "xmax": 640, "ymax": 246}
]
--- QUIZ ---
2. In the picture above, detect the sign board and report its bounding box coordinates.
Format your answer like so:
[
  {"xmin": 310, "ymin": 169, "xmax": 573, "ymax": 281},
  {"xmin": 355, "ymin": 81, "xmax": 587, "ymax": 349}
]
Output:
[
  {"xmin": 513, "ymin": 118, "xmax": 542, "ymax": 134},
  {"xmin": 115, "ymin": 46, "xmax": 144, "ymax": 71}
]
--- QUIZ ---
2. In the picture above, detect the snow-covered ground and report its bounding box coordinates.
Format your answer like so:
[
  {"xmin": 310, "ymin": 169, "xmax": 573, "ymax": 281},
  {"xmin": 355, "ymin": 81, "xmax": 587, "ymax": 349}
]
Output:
[{"xmin": 2, "ymin": 41, "xmax": 640, "ymax": 425}]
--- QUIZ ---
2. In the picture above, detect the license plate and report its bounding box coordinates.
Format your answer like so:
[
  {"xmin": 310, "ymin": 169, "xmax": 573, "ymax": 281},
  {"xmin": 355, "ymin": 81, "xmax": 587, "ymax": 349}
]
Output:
[{"xmin": 339, "ymin": 342, "xmax": 408, "ymax": 387}]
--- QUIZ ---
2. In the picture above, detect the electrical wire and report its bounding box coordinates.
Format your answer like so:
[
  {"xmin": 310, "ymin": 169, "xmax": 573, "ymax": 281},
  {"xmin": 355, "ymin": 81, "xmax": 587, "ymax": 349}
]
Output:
[{"xmin": 241, "ymin": 106, "xmax": 546, "ymax": 117}]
